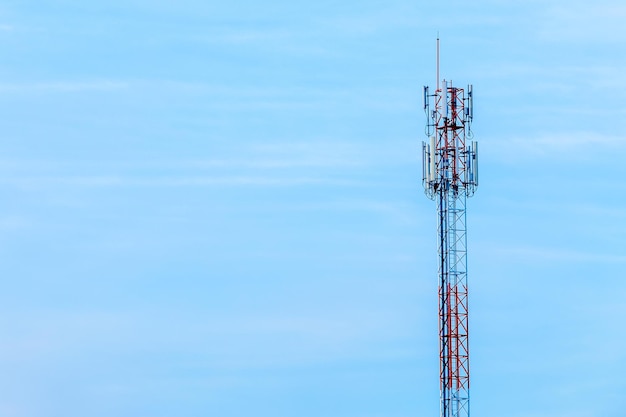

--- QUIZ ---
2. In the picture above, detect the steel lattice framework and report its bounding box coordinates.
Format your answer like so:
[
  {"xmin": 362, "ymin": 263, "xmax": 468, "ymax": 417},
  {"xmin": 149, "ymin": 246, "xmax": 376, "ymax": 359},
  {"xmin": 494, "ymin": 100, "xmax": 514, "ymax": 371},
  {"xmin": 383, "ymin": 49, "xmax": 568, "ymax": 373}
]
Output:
[{"xmin": 422, "ymin": 39, "xmax": 478, "ymax": 417}]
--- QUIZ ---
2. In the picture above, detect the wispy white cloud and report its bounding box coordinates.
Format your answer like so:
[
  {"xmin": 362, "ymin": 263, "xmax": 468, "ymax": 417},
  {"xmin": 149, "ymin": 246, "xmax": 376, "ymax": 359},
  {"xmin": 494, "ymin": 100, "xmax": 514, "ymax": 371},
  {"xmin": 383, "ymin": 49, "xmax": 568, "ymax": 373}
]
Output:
[
  {"xmin": 474, "ymin": 63, "xmax": 626, "ymax": 90},
  {"xmin": 512, "ymin": 411, "xmax": 599, "ymax": 417},
  {"xmin": 185, "ymin": 310, "xmax": 418, "ymax": 369},
  {"xmin": 276, "ymin": 199, "xmax": 421, "ymax": 226},
  {"xmin": 196, "ymin": 24, "xmax": 339, "ymax": 57},
  {"xmin": 201, "ymin": 3, "xmax": 422, "ymax": 45},
  {"xmin": 319, "ymin": 5, "xmax": 424, "ymax": 36},
  {"xmin": 0, "ymin": 307, "xmax": 417, "ymax": 369},
  {"xmin": 0, "ymin": 138, "xmax": 417, "ymax": 190},
  {"xmin": 482, "ymin": 244, "xmax": 626, "ymax": 263},
  {"xmin": 479, "ymin": 199, "xmax": 626, "ymax": 222},
  {"xmin": 0, "ymin": 310, "xmax": 133, "ymax": 359},
  {"xmin": 0, "ymin": 175, "xmax": 376, "ymax": 188},
  {"xmin": 0, "ymin": 80, "xmax": 129, "ymax": 93},
  {"xmin": 486, "ymin": 131, "xmax": 626, "ymax": 162},
  {"xmin": 202, "ymin": 27, "xmax": 296, "ymax": 45},
  {"xmin": 538, "ymin": 2, "xmax": 626, "ymax": 42},
  {"xmin": 0, "ymin": 216, "xmax": 31, "ymax": 231}
]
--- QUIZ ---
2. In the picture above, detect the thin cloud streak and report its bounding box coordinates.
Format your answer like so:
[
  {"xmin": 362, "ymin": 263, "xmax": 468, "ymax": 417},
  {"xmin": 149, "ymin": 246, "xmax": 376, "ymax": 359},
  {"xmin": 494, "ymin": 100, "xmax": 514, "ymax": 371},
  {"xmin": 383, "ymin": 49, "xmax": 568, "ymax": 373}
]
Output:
[
  {"xmin": 486, "ymin": 131, "xmax": 626, "ymax": 161},
  {"xmin": 480, "ymin": 244, "xmax": 626, "ymax": 264},
  {"xmin": 538, "ymin": 2, "xmax": 626, "ymax": 42},
  {"xmin": 0, "ymin": 308, "xmax": 417, "ymax": 369},
  {"xmin": 0, "ymin": 175, "xmax": 380, "ymax": 188},
  {"xmin": 0, "ymin": 81, "xmax": 129, "ymax": 93}
]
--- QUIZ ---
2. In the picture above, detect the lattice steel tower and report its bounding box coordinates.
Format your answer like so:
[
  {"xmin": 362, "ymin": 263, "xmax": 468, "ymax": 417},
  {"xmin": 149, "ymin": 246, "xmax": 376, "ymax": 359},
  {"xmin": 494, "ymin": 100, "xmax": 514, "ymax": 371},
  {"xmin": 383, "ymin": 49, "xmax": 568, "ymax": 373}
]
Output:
[{"xmin": 422, "ymin": 38, "xmax": 478, "ymax": 417}]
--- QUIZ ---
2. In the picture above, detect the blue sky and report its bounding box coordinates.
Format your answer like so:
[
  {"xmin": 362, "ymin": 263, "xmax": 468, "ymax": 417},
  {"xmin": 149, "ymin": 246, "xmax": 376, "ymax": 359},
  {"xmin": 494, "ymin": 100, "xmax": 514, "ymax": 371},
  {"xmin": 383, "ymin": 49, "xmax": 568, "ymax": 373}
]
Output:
[{"xmin": 0, "ymin": 1, "xmax": 625, "ymax": 416}]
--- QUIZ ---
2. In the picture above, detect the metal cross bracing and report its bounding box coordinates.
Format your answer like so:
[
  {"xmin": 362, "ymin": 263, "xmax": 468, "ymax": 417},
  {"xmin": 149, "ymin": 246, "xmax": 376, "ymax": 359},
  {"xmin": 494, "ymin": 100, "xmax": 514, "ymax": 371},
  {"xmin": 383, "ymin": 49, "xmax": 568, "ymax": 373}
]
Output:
[
  {"xmin": 422, "ymin": 39, "xmax": 478, "ymax": 417},
  {"xmin": 438, "ymin": 189, "xmax": 469, "ymax": 417}
]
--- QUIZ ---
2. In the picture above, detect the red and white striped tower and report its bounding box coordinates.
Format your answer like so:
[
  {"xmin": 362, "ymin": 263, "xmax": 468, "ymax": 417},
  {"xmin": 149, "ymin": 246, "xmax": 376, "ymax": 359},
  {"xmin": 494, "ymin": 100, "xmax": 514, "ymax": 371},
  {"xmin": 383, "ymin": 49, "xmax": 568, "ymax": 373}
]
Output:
[{"xmin": 422, "ymin": 38, "xmax": 478, "ymax": 417}]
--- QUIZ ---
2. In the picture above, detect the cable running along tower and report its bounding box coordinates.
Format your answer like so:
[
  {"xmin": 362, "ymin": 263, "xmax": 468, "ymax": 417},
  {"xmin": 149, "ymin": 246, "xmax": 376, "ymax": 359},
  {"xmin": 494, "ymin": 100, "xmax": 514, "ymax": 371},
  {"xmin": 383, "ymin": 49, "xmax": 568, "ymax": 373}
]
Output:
[{"xmin": 422, "ymin": 38, "xmax": 478, "ymax": 417}]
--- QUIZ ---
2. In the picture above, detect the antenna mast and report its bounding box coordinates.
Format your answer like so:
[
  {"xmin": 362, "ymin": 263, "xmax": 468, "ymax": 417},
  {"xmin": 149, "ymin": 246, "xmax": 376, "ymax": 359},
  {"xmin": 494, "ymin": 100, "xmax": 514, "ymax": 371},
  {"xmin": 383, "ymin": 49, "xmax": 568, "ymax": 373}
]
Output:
[
  {"xmin": 436, "ymin": 36, "xmax": 440, "ymax": 90},
  {"xmin": 422, "ymin": 38, "xmax": 478, "ymax": 417}
]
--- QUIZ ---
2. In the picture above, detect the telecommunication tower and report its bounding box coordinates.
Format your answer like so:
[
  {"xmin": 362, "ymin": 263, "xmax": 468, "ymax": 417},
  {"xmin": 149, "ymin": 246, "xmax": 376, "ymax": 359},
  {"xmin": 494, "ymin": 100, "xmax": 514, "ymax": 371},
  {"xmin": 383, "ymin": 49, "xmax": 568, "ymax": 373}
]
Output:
[{"xmin": 422, "ymin": 38, "xmax": 478, "ymax": 417}]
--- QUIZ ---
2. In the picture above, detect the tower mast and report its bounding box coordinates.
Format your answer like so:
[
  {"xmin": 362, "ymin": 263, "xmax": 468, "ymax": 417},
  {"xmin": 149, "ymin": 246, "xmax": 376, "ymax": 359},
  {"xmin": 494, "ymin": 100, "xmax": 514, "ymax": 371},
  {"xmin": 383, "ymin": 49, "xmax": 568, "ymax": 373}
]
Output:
[{"xmin": 422, "ymin": 38, "xmax": 478, "ymax": 417}]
